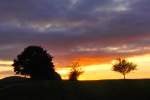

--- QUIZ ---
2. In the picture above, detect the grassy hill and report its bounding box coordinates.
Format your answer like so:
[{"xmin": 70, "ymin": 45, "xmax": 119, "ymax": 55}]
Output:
[{"xmin": 0, "ymin": 77, "xmax": 150, "ymax": 100}]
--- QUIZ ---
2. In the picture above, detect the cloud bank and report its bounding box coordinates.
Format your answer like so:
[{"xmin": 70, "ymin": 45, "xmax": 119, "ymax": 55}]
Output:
[{"xmin": 0, "ymin": 0, "xmax": 150, "ymax": 66}]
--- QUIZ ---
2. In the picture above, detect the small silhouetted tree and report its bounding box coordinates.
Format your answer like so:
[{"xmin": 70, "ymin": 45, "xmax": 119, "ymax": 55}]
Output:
[
  {"xmin": 112, "ymin": 58, "xmax": 137, "ymax": 79},
  {"xmin": 69, "ymin": 62, "xmax": 84, "ymax": 81},
  {"xmin": 12, "ymin": 45, "xmax": 61, "ymax": 80}
]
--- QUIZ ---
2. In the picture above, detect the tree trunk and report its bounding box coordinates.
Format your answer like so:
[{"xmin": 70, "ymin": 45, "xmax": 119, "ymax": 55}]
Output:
[{"xmin": 123, "ymin": 74, "xmax": 126, "ymax": 80}]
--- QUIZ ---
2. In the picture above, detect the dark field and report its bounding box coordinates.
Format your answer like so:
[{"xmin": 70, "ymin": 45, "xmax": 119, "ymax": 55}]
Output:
[{"xmin": 0, "ymin": 77, "xmax": 150, "ymax": 100}]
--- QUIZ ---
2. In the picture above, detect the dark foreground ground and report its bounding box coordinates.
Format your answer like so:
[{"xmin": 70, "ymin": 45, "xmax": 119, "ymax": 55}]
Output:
[{"xmin": 0, "ymin": 77, "xmax": 150, "ymax": 100}]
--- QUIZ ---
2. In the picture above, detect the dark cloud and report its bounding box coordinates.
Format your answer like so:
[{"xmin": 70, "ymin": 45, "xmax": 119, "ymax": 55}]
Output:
[{"xmin": 0, "ymin": 0, "xmax": 150, "ymax": 66}]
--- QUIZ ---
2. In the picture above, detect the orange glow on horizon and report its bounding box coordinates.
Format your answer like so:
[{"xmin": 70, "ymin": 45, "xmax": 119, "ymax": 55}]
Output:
[
  {"xmin": 57, "ymin": 54, "xmax": 150, "ymax": 80},
  {"xmin": 1, "ymin": 54, "xmax": 150, "ymax": 80},
  {"xmin": 0, "ymin": 60, "xmax": 13, "ymax": 65}
]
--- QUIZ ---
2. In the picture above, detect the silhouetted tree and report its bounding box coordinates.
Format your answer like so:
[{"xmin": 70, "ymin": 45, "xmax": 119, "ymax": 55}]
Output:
[
  {"xmin": 112, "ymin": 58, "xmax": 137, "ymax": 79},
  {"xmin": 12, "ymin": 45, "xmax": 61, "ymax": 80},
  {"xmin": 69, "ymin": 62, "xmax": 84, "ymax": 81}
]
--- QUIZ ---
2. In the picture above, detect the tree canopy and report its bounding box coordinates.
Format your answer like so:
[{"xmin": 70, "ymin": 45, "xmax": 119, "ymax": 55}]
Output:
[
  {"xmin": 112, "ymin": 58, "xmax": 137, "ymax": 79},
  {"xmin": 12, "ymin": 45, "xmax": 61, "ymax": 80}
]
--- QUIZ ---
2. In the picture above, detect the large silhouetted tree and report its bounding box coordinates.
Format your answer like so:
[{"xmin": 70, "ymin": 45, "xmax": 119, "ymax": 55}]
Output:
[
  {"xmin": 69, "ymin": 62, "xmax": 84, "ymax": 81},
  {"xmin": 12, "ymin": 46, "xmax": 61, "ymax": 80},
  {"xmin": 112, "ymin": 58, "xmax": 137, "ymax": 79}
]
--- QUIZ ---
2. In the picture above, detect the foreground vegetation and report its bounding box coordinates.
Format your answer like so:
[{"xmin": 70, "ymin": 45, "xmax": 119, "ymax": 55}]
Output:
[{"xmin": 0, "ymin": 77, "xmax": 150, "ymax": 100}]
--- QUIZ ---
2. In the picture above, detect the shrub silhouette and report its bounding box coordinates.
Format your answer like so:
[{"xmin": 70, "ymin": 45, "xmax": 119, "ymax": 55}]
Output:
[
  {"xmin": 112, "ymin": 58, "xmax": 137, "ymax": 79},
  {"xmin": 69, "ymin": 62, "xmax": 84, "ymax": 81},
  {"xmin": 12, "ymin": 45, "xmax": 61, "ymax": 80}
]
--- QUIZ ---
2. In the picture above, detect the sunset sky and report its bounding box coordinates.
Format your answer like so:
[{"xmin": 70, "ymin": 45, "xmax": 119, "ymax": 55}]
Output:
[{"xmin": 0, "ymin": 0, "xmax": 150, "ymax": 80}]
